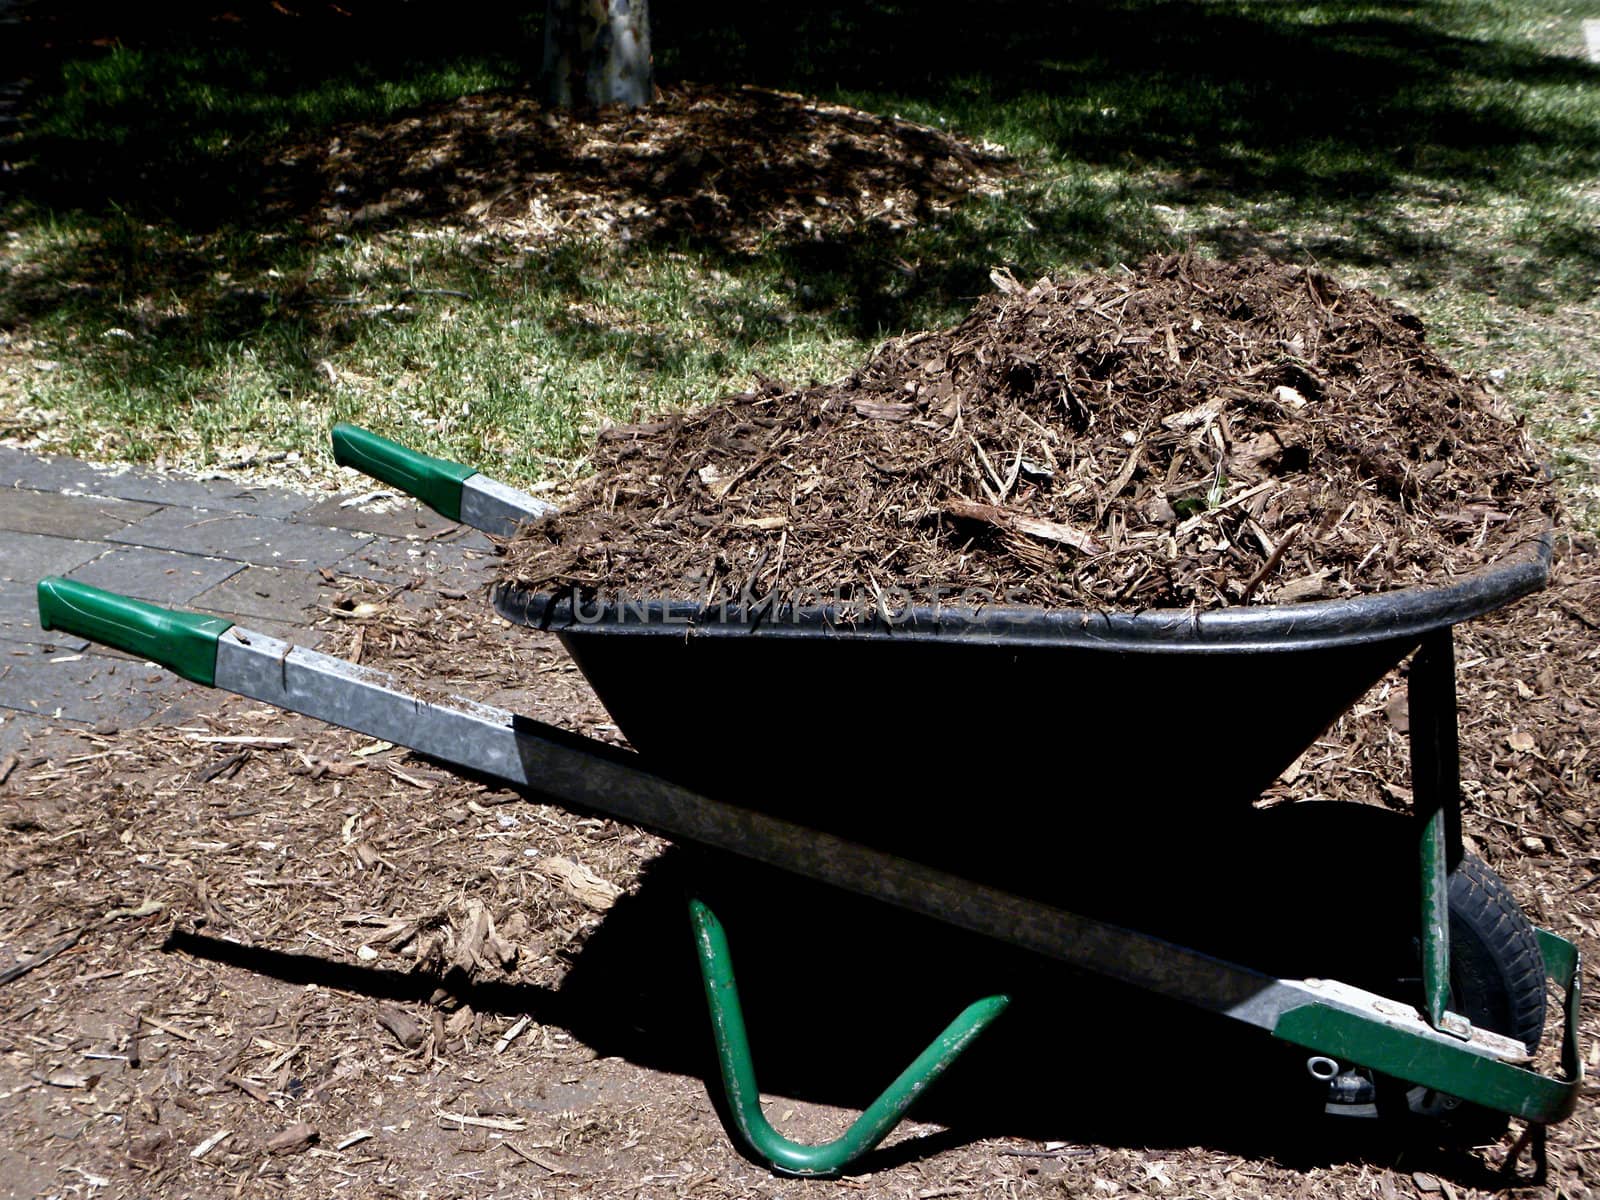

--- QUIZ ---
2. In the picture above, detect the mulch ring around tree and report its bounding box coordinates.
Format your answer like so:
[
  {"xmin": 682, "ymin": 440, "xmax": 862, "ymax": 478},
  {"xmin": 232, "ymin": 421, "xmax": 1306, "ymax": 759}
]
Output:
[
  {"xmin": 501, "ymin": 253, "xmax": 1556, "ymax": 612},
  {"xmin": 262, "ymin": 82, "xmax": 1015, "ymax": 248}
]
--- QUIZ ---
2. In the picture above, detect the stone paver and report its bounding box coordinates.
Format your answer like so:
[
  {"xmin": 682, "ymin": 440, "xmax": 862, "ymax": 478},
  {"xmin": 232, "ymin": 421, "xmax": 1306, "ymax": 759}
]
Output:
[
  {"xmin": 0, "ymin": 710, "xmax": 52, "ymax": 757},
  {"xmin": 0, "ymin": 626, "xmax": 88, "ymax": 653},
  {"xmin": 336, "ymin": 532, "xmax": 496, "ymax": 586},
  {"xmin": 0, "ymin": 531, "xmax": 105, "ymax": 646},
  {"xmin": 0, "ymin": 529, "xmax": 106, "ymax": 581},
  {"xmin": 108, "ymin": 505, "xmax": 375, "ymax": 567},
  {"xmin": 295, "ymin": 494, "xmax": 461, "ymax": 538},
  {"xmin": 65, "ymin": 545, "xmax": 244, "ymax": 606},
  {"xmin": 190, "ymin": 564, "xmax": 327, "ymax": 626},
  {"xmin": 0, "ymin": 489, "xmax": 162, "ymax": 539},
  {"xmin": 0, "ymin": 447, "xmax": 317, "ymax": 519},
  {"xmin": 0, "ymin": 647, "xmax": 176, "ymax": 726},
  {"xmin": 0, "ymin": 445, "xmax": 502, "ymax": 748}
]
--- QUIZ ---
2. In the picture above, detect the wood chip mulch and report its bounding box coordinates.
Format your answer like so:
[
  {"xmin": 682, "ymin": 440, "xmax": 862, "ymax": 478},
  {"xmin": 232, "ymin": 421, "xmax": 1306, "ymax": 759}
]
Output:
[
  {"xmin": 262, "ymin": 82, "xmax": 1014, "ymax": 249},
  {"xmin": 502, "ymin": 253, "xmax": 1556, "ymax": 612}
]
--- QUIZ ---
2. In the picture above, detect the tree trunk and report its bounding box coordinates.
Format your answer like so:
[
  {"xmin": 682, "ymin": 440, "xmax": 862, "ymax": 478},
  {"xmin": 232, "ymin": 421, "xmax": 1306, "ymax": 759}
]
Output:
[{"xmin": 542, "ymin": 0, "xmax": 653, "ymax": 109}]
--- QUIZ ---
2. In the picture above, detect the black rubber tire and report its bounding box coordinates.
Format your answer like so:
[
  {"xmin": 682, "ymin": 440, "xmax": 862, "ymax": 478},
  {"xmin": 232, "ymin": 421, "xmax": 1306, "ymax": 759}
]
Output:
[{"xmin": 1442, "ymin": 852, "xmax": 1546, "ymax": 1055}]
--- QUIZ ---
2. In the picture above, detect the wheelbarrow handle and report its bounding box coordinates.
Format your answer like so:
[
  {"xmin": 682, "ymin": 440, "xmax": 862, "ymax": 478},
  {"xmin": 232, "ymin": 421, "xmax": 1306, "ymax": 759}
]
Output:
[
  {"xmin": 331, "ymin": 423, "xmax": 556, "ymax": 536},
  {"xmin": 36, "ymin": 577, "xmax": 231, "ymax": 686},
  {"xmin": 330, "ymin": 423, "xmax": 479, "ymax": 522}
]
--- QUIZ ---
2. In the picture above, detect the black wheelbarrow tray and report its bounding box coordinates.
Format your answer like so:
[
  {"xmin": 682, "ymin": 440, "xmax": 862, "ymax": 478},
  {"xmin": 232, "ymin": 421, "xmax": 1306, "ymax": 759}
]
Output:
[{"xmin": 34, "ymin": 425, "xmax": 1585, "ymax": 1177}]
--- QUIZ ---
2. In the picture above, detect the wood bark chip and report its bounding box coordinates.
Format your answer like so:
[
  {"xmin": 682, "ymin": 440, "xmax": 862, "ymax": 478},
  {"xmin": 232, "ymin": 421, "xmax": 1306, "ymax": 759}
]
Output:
[
  {"xmin": 140, "ymin": 1015, "xmax": 201, "ymax": 1047},
  {"xmin": 1160, "ymin": 396, "xmax": 1227, "ymax": 432},
  {"xmin": 449, "ymin": 901, "xmax": 493, "ymax": 973},
  {"xmin": 1276, "ymin": 570, "xmax": 1331, "ymax": 603},
  {"xmin": 222, "ymin": 1074, "xmax": 272, "ymax": 1105},
  {"xmin": 1506, "ymin": 729, "xmax": 1537, "ymax": 753},
  {"xmin": 436, "ymin": 1109, "xmax": 527, "ymax": 1132},
  {"xmin": 263, "ymin": 1123, "xmax": 319, "ymax": 1155},
  {"xmin": 375, "ymin": 1005, "xmax": 426, "ymax": 1050},
  {"xmin": 104, "ymin": 899, "xmax": 164, "ymax": 921},
  {"xmin": 943, "ymin": 499, "xmax": 1103, "ymax": 555},
  {"xmin": 1384, "ymin": 689, "xmax": 1410, "ymax": 735},
  {"xmin": 494, "ymin": 1015, "xmax": 531, "ymax": 1053},
  {"xmin": 1093, "ymin": 444, "xmax": 1143, "ymax": 527},
  {"xmin": 128, "ymin": 1132, "xmax": 172, "ymax": 1167},
  {"xmin": 501, "ymin": 1141, "xmax": 567, "ymax": 1172},
  {"xmin": 445, "ymin": 1005, "xmax": 476, "ymax": 1038},
  {"xmin": 536, "ymin": 857, "xmax": 623, "ymax": 910},
  {"xmin": 1240, "ymin": 523, "xmax": 1303, "ymax": 603},
  {"xmin": 0, "ymin": 928, "xmax": 83, "ymax": 987},
  {"xmin": 197, "ymin": 750, "xmax": 250, "ymax": 783},
  {"xmin": 853, "ymin": 399, "xmax": 918, "ymax": 421},
  {"xmin": 598, "ymin": 419, "xmax": 675, "ymax": 442},
  {"xmin": 190, "ymin": 1129, "xmax": 231, "ymax": 1160},
  {"xmin": 186, "ymin": 735, "xmax": 293, "ymax": 747}
]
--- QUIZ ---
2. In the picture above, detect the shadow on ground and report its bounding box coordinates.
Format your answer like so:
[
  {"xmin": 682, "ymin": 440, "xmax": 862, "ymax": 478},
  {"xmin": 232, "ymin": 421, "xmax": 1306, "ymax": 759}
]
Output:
[
  {"xmin": 10, "ymin": 0, "xmax": 1600, "ymax": 218},
  {"xmin": 166, "ymin": 803, "xmax": 1525, "ymax": 1184},
  {"xmin": 4, "ymin": 0, "xmax": 1599, "ymax": 306}
]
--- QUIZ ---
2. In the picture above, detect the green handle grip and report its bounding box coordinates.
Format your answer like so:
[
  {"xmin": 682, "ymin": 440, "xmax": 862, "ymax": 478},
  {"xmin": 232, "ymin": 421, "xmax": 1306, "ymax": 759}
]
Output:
[
  {"xmin": 36, "ymin": 578, "xmax": 232, "ymax": 687},
  {"xmin": 331, "ymin": 423, "xmax": 478, "ymax": 522}
]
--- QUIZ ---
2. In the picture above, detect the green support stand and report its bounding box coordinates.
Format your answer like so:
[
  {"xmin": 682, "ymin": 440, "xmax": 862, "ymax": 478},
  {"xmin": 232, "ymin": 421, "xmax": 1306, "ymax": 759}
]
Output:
[
  {"xmin": 1411, "ymin": 629, "xmax": 1467, "ymax": 1036},
  {"xmin": 689, "ymin": 898, "xmax": 1009, "ymax": 1177}
]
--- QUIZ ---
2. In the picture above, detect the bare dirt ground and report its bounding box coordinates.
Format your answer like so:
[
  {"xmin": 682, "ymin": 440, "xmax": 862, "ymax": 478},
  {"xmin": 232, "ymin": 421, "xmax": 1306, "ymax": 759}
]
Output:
[{"xmin": 0, "ymin": 534, "xmax": 1596, "ymax": 1200}]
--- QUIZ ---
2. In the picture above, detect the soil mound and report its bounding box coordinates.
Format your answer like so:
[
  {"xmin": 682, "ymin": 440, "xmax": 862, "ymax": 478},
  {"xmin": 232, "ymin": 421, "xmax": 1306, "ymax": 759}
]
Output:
[{"xmin": 503, "ymin": 254, "xmax": 1553, "ymax": 611}]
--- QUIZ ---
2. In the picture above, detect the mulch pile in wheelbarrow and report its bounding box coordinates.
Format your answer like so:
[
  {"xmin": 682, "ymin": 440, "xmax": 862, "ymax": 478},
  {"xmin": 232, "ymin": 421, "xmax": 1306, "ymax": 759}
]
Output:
[{"xmin": 502, "ymin": 253, "xmax": 1554, "ymax": 610}]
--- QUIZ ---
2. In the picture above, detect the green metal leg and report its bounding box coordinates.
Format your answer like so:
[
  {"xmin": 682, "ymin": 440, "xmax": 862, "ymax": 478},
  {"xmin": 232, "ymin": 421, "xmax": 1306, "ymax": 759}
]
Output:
[
  {"xmin": 689, "ymin": 898, "xmax": 1010, "ymax": 1177},
  {"xmin": 1410, "ymin": 629, "xmax": 1467, "ymax": 1036}
]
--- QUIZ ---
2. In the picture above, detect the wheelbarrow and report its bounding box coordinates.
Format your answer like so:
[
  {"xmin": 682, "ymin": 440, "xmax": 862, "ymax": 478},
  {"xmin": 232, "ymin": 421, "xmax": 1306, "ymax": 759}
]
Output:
[{"xmin": 33, "ymin": 424, "xmax": 1585, "ymax": 1177}]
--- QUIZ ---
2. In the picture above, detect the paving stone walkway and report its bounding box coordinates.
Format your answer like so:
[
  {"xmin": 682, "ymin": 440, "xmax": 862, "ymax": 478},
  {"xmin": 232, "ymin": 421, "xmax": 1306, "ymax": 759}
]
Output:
[{"xmin": 0, "ymin": 446, "xmax": 499, "ymax": 755}]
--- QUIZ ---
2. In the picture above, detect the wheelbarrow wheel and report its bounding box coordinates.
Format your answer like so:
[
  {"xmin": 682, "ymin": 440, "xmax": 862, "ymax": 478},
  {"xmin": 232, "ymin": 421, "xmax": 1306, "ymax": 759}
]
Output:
[{"xmin": 1322, "ymin": 850, "xmax": 1546, "ymax": 1144}]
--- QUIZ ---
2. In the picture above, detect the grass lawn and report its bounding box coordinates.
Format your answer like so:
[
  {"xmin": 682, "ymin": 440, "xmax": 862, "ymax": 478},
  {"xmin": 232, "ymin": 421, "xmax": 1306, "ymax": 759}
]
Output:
[{"xmin": 1, "ymin": 0, "xmax": 1597, "ymax": 526}]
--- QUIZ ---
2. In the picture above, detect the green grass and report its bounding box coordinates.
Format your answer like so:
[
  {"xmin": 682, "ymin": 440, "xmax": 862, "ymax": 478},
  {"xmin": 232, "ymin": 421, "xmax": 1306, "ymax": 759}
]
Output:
[
  {"xmin": 41, "ymin": 45, "xmax": 509, "ymax": 150},
  {"xmin": 1, "ymin": 220, "xmax": 870, "ymax": 482},
  {"xmin": 2, "ymin": 0, "xmax": 1598, "ymax": 525}
]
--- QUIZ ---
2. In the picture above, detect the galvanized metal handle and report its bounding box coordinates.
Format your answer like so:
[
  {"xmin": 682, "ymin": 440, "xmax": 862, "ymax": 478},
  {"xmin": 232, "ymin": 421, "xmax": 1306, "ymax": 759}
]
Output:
[
  {"xmin": 36, "ymin": 578, "xmax": 231, "ymax": 686},
  {"xmin": 331, "ymin": 423, "xmax": 478, "ymax": 521},
  {"xmin": 690, "ymin": 898, "xmax": 1009, "ymax": 1176}
]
